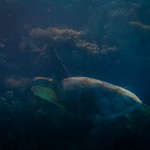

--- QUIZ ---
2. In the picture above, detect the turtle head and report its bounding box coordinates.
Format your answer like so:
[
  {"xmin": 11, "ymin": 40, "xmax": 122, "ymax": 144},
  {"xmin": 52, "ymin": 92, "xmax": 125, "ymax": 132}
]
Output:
[
  {"xmin": 32, "ymin": 77, "xmax": 60, "ymax": 105},
  {"xmin": 32, "ymin": 77, "xmax": 55, "ymax": 89}
]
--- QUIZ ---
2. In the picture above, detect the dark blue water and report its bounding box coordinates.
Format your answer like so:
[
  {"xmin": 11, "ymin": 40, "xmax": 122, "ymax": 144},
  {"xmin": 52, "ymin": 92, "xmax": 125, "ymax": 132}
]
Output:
[{"xmin": 0, "ymin": 0, "xmax": 150, "ymax": 150}]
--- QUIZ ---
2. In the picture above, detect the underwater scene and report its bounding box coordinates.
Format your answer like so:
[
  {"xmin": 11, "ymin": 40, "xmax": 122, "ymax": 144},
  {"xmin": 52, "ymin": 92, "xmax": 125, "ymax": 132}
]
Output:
[{"xmin": 0, "ymin": 0, "xmax": 150, "ymax": 150}]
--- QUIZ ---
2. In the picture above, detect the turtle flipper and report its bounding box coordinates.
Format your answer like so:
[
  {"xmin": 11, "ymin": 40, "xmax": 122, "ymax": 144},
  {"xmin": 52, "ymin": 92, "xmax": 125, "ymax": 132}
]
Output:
[
  {"xmin": 125, "ymin": 104, "xmax": 150, "ymax": 130},
  {"xmin": 31, "ymin": 85, "xmax": 82, "ymax": 118},
  {"xmin": 31, "ymin": 85, "xmax": 66, "ymax": 109},
  {"xmin": 138, "ymin": 104, "xmax": 150, "ymax": 116},
  {"xmin": 32, "ymin": 86, "xmax": 57, "ymax": 103}
]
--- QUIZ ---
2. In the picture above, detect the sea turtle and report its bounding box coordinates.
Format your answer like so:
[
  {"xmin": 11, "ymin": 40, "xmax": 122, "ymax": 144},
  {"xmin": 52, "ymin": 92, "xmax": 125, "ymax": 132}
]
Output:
[
  {"xmin": 31, "ymin": 76, "xmax": 149, "ymax": 120},
  {"xmin": 31, "ymin": 44, "xmax": 149, "ymax": 121}
]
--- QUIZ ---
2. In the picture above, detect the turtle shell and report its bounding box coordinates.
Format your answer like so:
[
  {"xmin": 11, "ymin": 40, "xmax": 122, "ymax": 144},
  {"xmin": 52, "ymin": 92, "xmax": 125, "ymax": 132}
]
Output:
[{"xmin": 57, "ymin": 77, "xmax": 142, "ymax": 119}]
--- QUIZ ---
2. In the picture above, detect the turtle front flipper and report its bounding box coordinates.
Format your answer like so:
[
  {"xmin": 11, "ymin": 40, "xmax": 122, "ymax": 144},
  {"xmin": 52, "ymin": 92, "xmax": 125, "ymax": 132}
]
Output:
[
  {"xmin": 31, "ymin": 85, "xmax": 83, "ymax": 118},
  {"xmin": 31, "ymin": 85, "xmax": 66, "ymax": 110}
]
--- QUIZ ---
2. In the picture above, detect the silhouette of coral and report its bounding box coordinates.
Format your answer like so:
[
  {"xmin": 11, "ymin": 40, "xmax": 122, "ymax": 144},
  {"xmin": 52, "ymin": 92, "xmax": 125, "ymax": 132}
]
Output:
[
  {"xmin": 5, "ymin": 77, "xmax": 32, "ymax": 89},
  {"xmin": 129, "ymin": 21, "xmax": 150, "ymax": 31},
  {"xmin": 29, "ymin": 27, "xmax": 117, "ymax": 55},
  {"xmin": 29, "ymin": 27, "xmax": 84, "ymax": 42}
]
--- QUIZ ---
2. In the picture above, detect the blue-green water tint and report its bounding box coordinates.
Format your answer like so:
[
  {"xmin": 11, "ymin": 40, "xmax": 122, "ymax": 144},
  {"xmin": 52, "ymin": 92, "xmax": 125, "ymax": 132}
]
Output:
[{"xmin": 0, "ymin": 0, "xmax": 150, "ymax": 150}]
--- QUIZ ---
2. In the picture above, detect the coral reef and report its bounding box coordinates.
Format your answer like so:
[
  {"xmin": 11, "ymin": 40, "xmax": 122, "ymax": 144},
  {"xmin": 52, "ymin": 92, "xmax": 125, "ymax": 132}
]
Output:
[
  {"xmin": 129, "ymin": 21, "xmax": 150, "ymax": 31},
  {"xmin": 4, "ymin": 77, "xmax": 32, "ymax": 90},
  {"xmin": 87, "ymin": 1, "xmax": 139, "ymax": 48},
  {"xmin": 46, "ymin": 27, "xmax": 83, "ymax": 41},
  {"xmin": 29, "ymin": 27, "xmax": 84, "ymax": 42},
  {"xmin": 75, "ymin": 40, "xmax": 100, "ymax": 54},
  {"xmin": 76, "ymin": 40, "xmax": 117, "ymax": 54},
  {"xmin": 29, "ymin": 27, "xmax": 117, "ymax": 56}
]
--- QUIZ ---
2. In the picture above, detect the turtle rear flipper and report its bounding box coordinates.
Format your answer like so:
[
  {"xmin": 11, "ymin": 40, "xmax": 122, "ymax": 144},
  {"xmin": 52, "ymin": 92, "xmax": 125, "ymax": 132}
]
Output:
[
  {"xmin": 125, "ymin": 104, "xmax": 150, "ymax": 129},
  {"xmin": 138, "ymin": 104, "xmax": 150, "ymax": 116}
]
